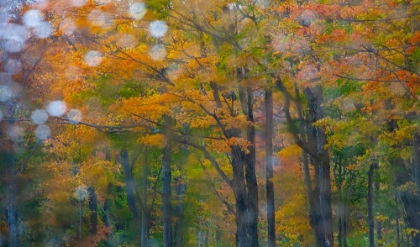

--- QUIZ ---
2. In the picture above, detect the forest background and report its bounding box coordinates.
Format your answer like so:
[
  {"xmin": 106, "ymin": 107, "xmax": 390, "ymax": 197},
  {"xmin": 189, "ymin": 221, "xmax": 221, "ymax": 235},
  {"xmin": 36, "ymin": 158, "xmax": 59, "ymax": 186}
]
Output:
[{"xmin": 0, "ymin": 0, "xmax": 420, "ymax": 246}]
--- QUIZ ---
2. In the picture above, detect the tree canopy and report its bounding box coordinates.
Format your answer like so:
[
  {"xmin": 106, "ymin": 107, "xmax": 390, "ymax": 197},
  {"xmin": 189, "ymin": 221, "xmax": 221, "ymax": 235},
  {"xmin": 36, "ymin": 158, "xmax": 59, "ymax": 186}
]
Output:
[{"xmin": 0, "ymin": 0, "xmax": 420, "ymax": 246}]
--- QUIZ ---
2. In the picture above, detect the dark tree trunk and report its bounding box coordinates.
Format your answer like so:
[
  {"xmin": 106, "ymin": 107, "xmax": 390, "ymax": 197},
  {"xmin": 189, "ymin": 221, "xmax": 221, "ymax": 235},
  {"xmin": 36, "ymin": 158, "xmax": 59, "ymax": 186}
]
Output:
[
  {"xmin": 175, "ymin": 124, "xmax": 188, "ymax": 247},
  {"xmin": 88, "ymin": 187, "xmax": 98, "ymax": 234},
  {"xmin": 121, "ymin": 148, "xmax": 142, "ymax": 245},
  {"xmin": 0, "ymin": 149, "xmax": 18, "ymax": 247},
  {"xmin": 334, "ymin": 157, "xmax": 347, "ymax": 247},
  {"xmin": 141, "ymin": 148, "xmax": 149, "ymax": 247},
  {"xmin": 6, "ymin": 153, "xmax": 17, "ymax": 247},
  {"xmin": 121, "ymin": 149, "xmax": 140, "ymax": 220},
  {"xmin": 281, "ymin": 82, "xmax": 333, "ymax": 247},
  {"xmin": 231, "ymin": 85, "xmax": 259, "ymax": 247},
  {"xmin": 216, "ymin": 228, "xmax": 222, "ymax": 244},
  {"xmin": 395, "ymin": 188, "xmax": 401, "ymax": 247},
  {"xmin": 102, "ymin": 184, "xmax": 112, "ymax": 227},
  {"xmin": 162, "ymin": 115, "xmax": 173, "ymax": 247},
  {"xmin": 319, "ymin": 157, "xmax": 332, "ymax": 247},
  {"xmin": 265, "ymin": 90, "xmax": 276, "ymax": 247},
  {"xmin": 304, "ymin": 86, "xmax": 333, "ymax": 247},
  {"xmin": 375, "ymin": 179, "xmax": 382, "ymax": 246},
  {"xmin": 368, "ymin": 163, "xmax": 378, "ymax": 247},
  {"xmin": 244, "ymin": 87, "xmax": 259, "ymax": 247},
  {"xmin": 295, "ymin": 85, "xmax": 322, "ymax": 246},
  {"xmin": 232, "ymin": 145, "xmax": 250, "ymax": 247},
  {"xmin": 414, "ymin": 134, "xmax": 420, "ymax": 204},
  {"xmin": 101, "ymin": 150, "xmax": 112, "ymax": 228},
  {"xmin": 174, "ymin": 179, "xmax": 186, "ymax": 247}
]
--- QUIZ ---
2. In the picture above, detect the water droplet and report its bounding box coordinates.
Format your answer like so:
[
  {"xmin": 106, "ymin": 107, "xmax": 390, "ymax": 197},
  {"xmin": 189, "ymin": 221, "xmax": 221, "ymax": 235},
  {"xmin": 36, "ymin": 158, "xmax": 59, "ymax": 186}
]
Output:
[
  {"xmin": 34, "ymin": 21, "xmax": 52, "ymax": 38},
  {"xmin": 35, "ymin": 124, "xmax": 51, "ymax": 140},
  {"xmin": 271, "ymin": 34, "xmax": 288, "ymax": 53},
  {"xmin": 22, "ymin": 9, "xmax": 42, "ymax": 28},
  {"xmin": 6, "ymin": 59, "xmax": 22, "ymax": 75},
  {"xmin": 60, "ymin": 18, "xmax": 76, "ymax": 36},
  {"xmin": 96, "ymin": 0, "xmax": 112, "ymax": 4},
  {"xmin": 391, "ymin": 82, "xmax": 406, "ymax": 96},
  {"xmin": 9, "ymin": 125, "xmax": 24, "ymax": 142},
  {"xmin": 299, "ymin": 64, "xmax": 319, "ymax": 82},
  {"xmin": 31, "ymin": 0, "xmax": 49, "ymax": 9},
  {"xmin": 67, "ymin": 109, "xmax": 82, "ymax": 123},
  {"xmin": 31, "ymin": 109, "xmax": 49, "ymax": 125},
  {"xmin": 117, "ymin": 34, "xmax": 136, "ymax": 49},
  {"xmin": 0, "ymin": 86, "xmax": 11, "ymax": 101},
  {"xmin": 0, "ymin": 73, "xmax": 11, "ymax": 84},
  {"xmin": 70, "ymin": 0, "xmax": 87, "ymax": 7},
  {"xmin": 84, "ymin": 51, "xmax": 103, "ymax": 67},
  {"xmin": 299, "ymin": 10, "xmax": 317, "ymax": 27},
  {"xmin": 149, "ymin": 44, "xmax": 166, "ymax": 61},
  {"xmin": 0, "ymin": 24, "xmax": 30, "ymax": 52},
  {"xmin": 149, "ymin": 20, "xmax": 168, "ymax": 38},
  {"xmin": 74, "ymin": 185, "xmax": 89, "ymax": 201},
  {"xmin": 0, "ymin": 10, "xmax": 11, "ymax": 24},
  {"xmin": 88, "ymin": 9, "xmax": 113, "ymax": 27},
  {"xmin": 4, "ymin": 38, "xmax": 25, "ymax": 53},
  {"xmin": 46, "ymin": 101, "xmax": 67, "ymax": 117},
  {"xmin": 256, "ymin": 0, "xmax": 270, "ymax": 8},
  {"xmin": 129, "ymin": 2, "xmax": 147, "ymax": 20},
  {"xmin": 9, "ymin": 82, "xmax": 22, "ymax": 98},
  {"xmin": 65, "ymin": 66, "xmax": 81, "ymax": 81}
]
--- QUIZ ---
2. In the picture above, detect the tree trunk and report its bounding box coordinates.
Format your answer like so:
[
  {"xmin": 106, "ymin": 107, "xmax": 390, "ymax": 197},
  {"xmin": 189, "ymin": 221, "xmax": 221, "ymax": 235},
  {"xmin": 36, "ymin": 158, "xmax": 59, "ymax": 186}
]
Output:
[
  {"xmin": 319, "ymin": 158, "xmax": 333, "ymax": 247},
  {"xmin": 1, "ymin": 150, "xmax": 18, "ymax": 247},
  {"xmin": 395, "ymin": 188, "xmax": 401, "ymax": 247},
  {"xmin": 367, "ymin": 163, "xmax": 378, "ymax": 247},
  {"xmin": 102, "ymin": 184, "xmax": 112, "ymax": 227},
  {"xmin": 162, "ymin": 115, "xmax": 173, "ymax": 247},
  {"xmin": 121, "ymin": 149, "xmax": 140, "ymax": 220},
  {"xmin": 88, "ymin": 187, "xmax": 98, "ymax": 234},
  {"xmin": 101, "ymin": 150, "xmax": 112, "ymax": 228},
  {"xmin": 121, "ymin": 149, "xmax": 141, "ymax": 244},
  {"xmin": 7, "ymin": 154, "xmax": 17, "ymax": 247},
  {"xmin": 244, "ymin": 87, "xmax": 259, "ymax": 247},
  {"xmin": 295, "ymin": 85, "xmax": 323, "ymax": 246},
  {"xmin": 175, "ymin": 124, "xmax": 188, "ymax": 247},
  {"xmin": 265, "ymin": 89, "xmax": 276, "ymax": 247},
  {"xmin": 334, "ymin": 157, "xmax": 347, "ymax": 247},
  {"xmin": 174, "ymin": 178, "xmax": 186, "ymax": 247},
  {"xmin": 141, "ymin": 148, "xmax": 149, "ymax": 247},
  {"xmin": 375, "ymin": 179, "xmax": 382, "ymax": 246},
  {"xmin": 231, "ymin": 85, "xmax": 259, "ymax": 247},
  {"xmin": 303, "ymin": 86, "xmax": 333, "ymax": 247}
]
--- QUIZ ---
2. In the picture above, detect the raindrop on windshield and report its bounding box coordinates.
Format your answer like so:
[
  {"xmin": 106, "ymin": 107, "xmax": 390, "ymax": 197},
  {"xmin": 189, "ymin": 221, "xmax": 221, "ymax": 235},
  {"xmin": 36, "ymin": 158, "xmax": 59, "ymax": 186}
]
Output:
[
  {"xmin": 149, "ymin": 20, "xmax": 168, "ymax": 38},
  {"xmin": 31, "ymin": 109, "xmax": 49, "ymax": 125},
  {"xmin": 70, "ymin": 0, "xmax": 87, "ymax": 7},
  {"xmin": 84, "ymin": 51, "xmax": 103, "ymax": 67},
  {"xmin": 0, "ymin": 86, "xmax": 11, "ymax": 102},
  {"xmin": 6, "ymin": 59, "xmax": 22, "ymax": 75},
  {"xmin": 117, "ymin": 34, "xmax": 136, "ymax": 49},
  {"xmin": 34, "ymin": 21, "xmax": 52, "ymax": 38},
  {"xmin": 149, "ymin": 44, "xmax": 166, "ymax": 61},
  {"xmin": 67, "ymin": 109, "xmax": 82, "ymax": 123},
  {"xmin": 74, "ymin": 185, "xmax": 89, "ymax": 201},
  {"xmin": 22, "ymin": 9, "xmax": 42, "ymax": 28},
  {"xmin": 35, "ymin": 124, "xmax": 51, "ymax": 140},
  {"xmin": 129, "ymin": 2, "xmax": 147, "ymax": 20},
  {"xmin": 9, "ymin": 125, "xmax": 24, "ymax": 142},
  {"xmin": 88, "ymin": 9, "xmax": 113, "ymax": 27},
  {"xmin": 46, "ymin": 101, "xmax": 67, "ymax": 117},
  {"xmin": 60, "ymin": 18, "xmax": 76, "ymax": 36}
]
